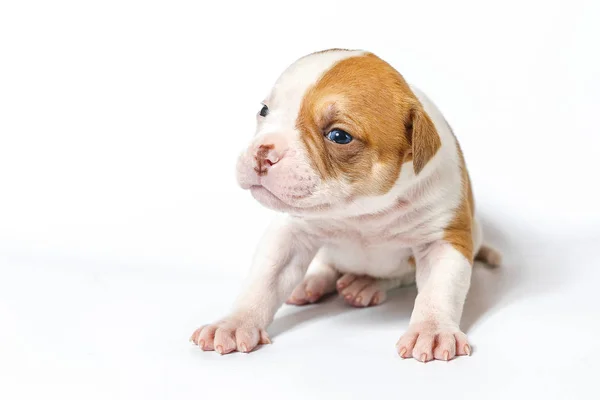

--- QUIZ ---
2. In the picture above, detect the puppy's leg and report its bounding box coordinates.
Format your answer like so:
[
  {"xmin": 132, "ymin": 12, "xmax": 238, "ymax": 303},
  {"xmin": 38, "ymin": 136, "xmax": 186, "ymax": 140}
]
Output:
[
  {"xmin": 336, "ymin": 274, "xmax": 412, "ymax": 307},
  {"xmin": 286, "ymin": 259, "xmax": 339, "ymax": 305},
  {"xmin": 396, "ymin": 242, "xmax": 472, "ymax": 362},
  {"xmin": 336, "ymin": 256, "xmax": 416, "ymax": 307},
  {"xmin": 190, "ymin": 217, "xmax": 319, "ymax": 354},
  {"xmin": 472, "ymin": 216, "xmax": 502, "ymax": 267}
]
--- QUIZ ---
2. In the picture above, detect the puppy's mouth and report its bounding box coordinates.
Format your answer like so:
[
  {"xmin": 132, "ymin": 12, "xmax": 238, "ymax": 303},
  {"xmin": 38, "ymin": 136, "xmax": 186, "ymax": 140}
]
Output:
[
  {"xmin": 249, "ymin": 185, "xmax": 302, "ymax": 211},
  {"xmin": 249, "ymin": 185, "xmax": 327, "ymax": 213},
  {"xmin": 249, "ymin": 185, "xmax": 288, "ymax": 209}
]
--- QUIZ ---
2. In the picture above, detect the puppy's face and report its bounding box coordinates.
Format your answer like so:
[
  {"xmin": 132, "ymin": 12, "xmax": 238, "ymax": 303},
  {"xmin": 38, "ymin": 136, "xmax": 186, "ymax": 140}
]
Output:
[{"xmin": 236, "ymin": 50, "xmax": 440, "ymax": 216}]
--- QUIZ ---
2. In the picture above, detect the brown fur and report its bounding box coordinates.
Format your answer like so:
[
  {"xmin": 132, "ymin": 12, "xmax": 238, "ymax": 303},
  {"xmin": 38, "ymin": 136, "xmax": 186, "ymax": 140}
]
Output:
[
  {"xmin": 443, "ymin": 142, "xmax": 475, "ymax": 262},
  {"xmin": 408, "ymin": 106, "xmax": 441, "ymax": 174},
  {"xmin": 298, "ymin": 51, "xmax": 471, "ymax": 262},
  {"xmin": 296, "ymin": 53, "xmax": 440, "ymax": 197},
  {"xmin": 475, "ymin": 245, "xmax": 502, "ymax": 267}
]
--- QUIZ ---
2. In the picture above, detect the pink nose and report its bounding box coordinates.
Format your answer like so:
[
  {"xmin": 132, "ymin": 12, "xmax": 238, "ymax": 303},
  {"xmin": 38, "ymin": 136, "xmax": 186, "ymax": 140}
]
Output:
[{"xmin": 254, "ymin": 144, "xmax": 281, "ymax": 175}]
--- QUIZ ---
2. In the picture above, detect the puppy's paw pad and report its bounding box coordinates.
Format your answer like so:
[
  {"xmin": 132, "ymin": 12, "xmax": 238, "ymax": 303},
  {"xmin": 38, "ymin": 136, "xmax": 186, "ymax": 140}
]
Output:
[
  {"xmin": 190, "ymin": 319, "xmax": 270, "ymax": 355},
  {"xmin": 337, "ymin": 275, "xmax": 387, "ymax": 307},
  {"xmin": 396, "ymin": 322, "xmax": 469, "ymax": 362}
]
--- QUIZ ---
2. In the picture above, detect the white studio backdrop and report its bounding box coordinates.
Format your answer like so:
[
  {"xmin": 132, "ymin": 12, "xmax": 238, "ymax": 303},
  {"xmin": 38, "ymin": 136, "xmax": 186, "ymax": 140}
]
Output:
[
  {"xmin": 1, "ymin": 1, "xmax": 600, "ymax": 399},
  {"xmin": 1, "ymin": 0, "xmax": 599, "ymax": 276}
]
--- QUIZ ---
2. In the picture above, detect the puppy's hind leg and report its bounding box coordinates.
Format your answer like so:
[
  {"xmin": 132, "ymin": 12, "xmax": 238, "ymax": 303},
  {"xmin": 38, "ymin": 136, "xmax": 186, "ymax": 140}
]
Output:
[
  {"xmin": 286, "ymin": 256, "xmax": 340, "ymax": 305},
  {"xmin": 475, "ymin": 245, "xmax": 502, "ymax": 267},
  {"xmin": 473, "ymin": 217, "xmax": 502, "ymax": 267},
  {"xmin": 336, "ymin": 272, "xmax": 417, "ymax": 307}
]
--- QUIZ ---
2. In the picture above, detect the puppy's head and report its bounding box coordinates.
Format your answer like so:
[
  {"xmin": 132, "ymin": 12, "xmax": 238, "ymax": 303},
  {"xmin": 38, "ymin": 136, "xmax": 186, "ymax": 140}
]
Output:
[{"xmin": 236, "ymin": 50, "xmax": 440, "ymax": 216}]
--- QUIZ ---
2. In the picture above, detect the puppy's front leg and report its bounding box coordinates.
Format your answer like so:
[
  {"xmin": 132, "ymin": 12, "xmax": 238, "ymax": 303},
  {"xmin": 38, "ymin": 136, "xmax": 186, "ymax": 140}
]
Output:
[
  {"xmin": 396, "ymin": 242, "xmax": 473, "ymax": 362},
  {"xmin": 190, "ymin": 217, "xmax": 318, "ymax": 354}
]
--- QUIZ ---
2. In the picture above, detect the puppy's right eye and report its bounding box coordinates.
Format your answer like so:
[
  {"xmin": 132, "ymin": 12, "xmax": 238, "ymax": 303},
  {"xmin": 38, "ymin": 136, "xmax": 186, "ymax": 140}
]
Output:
[
  {"xmin": 326, "ymin": 128, "xmax": 353, "ymax": 144},
  {"xmin": 259, "ymin": 104, "xmax": 269, "ymax": 117}
]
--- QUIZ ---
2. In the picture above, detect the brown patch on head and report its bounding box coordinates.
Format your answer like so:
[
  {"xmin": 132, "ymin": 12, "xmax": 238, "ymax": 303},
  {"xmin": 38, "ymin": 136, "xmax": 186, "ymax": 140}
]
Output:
[
  {"xmin": 296, "ymin": 53, "xmax": 441, "ymax": 197},
  {"xmin": 443, "ymin": 141, "xmax": 475, "ymax": 263}
]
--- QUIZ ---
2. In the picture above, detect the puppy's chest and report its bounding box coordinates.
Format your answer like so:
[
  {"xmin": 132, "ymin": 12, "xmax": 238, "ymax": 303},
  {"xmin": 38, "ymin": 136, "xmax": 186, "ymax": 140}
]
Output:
[
  {"xmin": 302, "ymin": 200, "xmax": 448, "ymax": 276},
  {"xmin": 321, "ymin": 239, "xmax": 413, "ymax": 278},
  {"xmin": 311, "ymin": 221, "xmax": 421, "ymax": 278},
  {"xmin": 310, "ymin": 204, "xmax": 438, "ymax": 247}
]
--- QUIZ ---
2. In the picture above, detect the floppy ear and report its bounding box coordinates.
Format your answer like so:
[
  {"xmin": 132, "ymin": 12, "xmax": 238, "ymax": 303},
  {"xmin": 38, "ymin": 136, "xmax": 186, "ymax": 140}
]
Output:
[{"xmin": 406, "ymin": 104, "xmax": 441, "ymax": 175}]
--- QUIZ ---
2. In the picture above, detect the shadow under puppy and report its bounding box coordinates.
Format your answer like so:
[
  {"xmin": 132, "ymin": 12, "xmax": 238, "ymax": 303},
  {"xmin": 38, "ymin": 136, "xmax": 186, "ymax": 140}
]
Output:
[{"xmin": 190, "ymin": 49, "xmax": 501, "ymax": 362}]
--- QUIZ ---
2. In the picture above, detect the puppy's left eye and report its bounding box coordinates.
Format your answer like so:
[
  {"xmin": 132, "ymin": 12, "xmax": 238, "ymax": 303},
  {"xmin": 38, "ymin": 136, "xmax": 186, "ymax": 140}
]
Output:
[
  {"xmin": 259, "ymin": 104, "xmax": 269, "ymax": 117},
  {"xmin": 326, "ymin": 129, "xmax": 353, "ymax": 144}
]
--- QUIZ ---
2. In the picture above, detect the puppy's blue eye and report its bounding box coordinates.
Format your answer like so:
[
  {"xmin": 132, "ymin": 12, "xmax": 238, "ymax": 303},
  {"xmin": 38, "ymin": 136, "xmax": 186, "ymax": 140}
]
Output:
[
  {"xmin": 259, "ymin": 105, "xmax": 269, "ymax": 117},
  {"xmin": 326, "ymin": 129, "xmax": 352, "ymax": 144}
]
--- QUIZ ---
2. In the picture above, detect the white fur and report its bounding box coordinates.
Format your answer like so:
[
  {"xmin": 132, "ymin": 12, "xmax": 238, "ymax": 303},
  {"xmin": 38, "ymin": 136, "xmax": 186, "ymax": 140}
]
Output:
[
  {"xmin": 191, "ymin": 51, "xmax": 483, "ymax": 361},
  {"xmin": 236, "ymin": 50, "xmax": 366, "ymax": 211}
]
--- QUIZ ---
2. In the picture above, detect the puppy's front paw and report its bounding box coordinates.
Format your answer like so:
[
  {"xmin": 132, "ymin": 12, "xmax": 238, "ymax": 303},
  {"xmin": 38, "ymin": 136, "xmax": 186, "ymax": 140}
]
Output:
[
  {"xmin": 336, "ymin": 274, "xmax": 386, "ymax": 307},
  {"xmin": 190, "ymin": 319, "xmax": 271, "ymax": 354},
  {"xmin": 396, "ymin": 321, "xmax": 470, "ymax": 362},
  {"xmin": 286, "ymin": 274, "xmax": 337, "ymax": 305}
]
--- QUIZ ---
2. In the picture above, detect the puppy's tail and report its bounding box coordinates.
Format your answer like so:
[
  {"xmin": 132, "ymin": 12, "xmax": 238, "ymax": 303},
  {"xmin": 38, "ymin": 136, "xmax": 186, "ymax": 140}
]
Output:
[{"xmin": 475, "ymin": 245, "xmax": 502, "ymax": 268}]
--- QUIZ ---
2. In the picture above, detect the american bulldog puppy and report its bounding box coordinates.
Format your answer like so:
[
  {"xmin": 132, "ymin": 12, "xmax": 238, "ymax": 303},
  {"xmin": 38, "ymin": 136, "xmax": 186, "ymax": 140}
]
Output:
[{"xmin": 190, "ymin": 49, "xmax": 500, "ymax": 362}]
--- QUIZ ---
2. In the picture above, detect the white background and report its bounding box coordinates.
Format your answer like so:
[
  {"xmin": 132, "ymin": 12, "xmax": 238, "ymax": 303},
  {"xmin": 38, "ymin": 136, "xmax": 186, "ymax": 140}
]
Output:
[{"xmin": 1, "ymin": 0, "xmax": 599, "ymax": 399}]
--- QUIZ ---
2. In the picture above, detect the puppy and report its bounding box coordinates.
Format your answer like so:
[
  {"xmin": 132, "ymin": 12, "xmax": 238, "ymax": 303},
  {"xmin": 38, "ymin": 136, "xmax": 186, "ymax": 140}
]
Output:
[{"xmin": 190, "ymin": 49, "xmax": 501, "ymax": 362}]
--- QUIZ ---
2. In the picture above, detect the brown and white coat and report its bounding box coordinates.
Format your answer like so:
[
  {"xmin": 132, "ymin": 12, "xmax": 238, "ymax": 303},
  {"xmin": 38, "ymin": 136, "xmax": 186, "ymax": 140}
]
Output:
[{"xmin": 191, "ymin": 49, "xmax": 500, "ymax": 362}]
